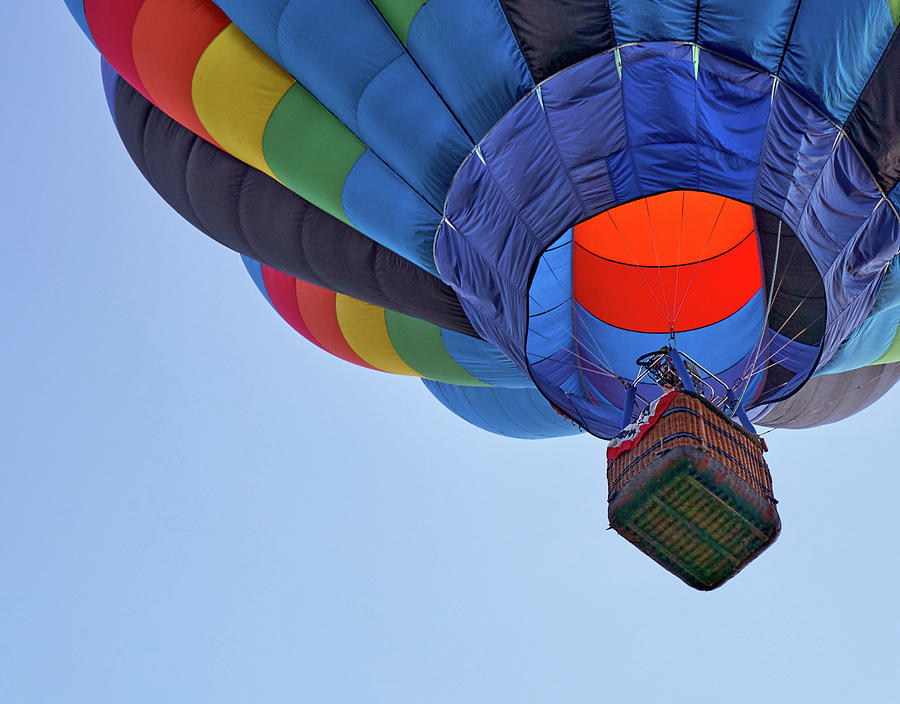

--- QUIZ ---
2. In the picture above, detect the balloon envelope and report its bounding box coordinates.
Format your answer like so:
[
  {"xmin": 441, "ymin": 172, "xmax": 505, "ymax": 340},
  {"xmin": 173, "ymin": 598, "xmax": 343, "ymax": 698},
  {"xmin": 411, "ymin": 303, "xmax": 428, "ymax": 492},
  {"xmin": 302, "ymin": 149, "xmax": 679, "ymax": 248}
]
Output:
[{"xmin": 65, "ymin": 0, "xmax": 900, "ymax": 437}]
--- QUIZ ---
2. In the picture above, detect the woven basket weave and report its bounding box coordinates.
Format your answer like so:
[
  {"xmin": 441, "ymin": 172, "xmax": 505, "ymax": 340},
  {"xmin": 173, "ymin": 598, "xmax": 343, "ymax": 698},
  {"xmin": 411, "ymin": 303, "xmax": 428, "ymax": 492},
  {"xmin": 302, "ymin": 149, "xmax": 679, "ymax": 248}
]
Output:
[
  {"xmin": 608, "ymin": 392, "xmax": 772, "ymax": 501},
  {"xmin": 607, "ymin": 392, "xmax": 779, "ymax": 590}
]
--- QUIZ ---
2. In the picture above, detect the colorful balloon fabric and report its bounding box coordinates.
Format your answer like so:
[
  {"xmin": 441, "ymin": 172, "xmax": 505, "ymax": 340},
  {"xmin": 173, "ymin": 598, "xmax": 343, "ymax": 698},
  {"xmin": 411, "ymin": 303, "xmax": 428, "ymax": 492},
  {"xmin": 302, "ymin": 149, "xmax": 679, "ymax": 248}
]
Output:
[{"xmin": 66, "ymin": 1, "xmax": 900, "ymax": 438}]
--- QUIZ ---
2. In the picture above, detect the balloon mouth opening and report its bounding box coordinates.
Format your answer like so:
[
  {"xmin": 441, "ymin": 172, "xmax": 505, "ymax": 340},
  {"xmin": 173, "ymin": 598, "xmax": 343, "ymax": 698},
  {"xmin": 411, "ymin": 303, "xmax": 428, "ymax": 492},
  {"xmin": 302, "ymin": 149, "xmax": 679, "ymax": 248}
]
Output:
[
  {"xmin": 525, "ymin": 191, "xmax": 826, "ymax": 436},
  {"xmin": 434, "ymin": 42, "xmax": 874, "ymax": 437},
  {"xmin": 571, "ymin": 190, "xmax": 761, "ymax": 338}
]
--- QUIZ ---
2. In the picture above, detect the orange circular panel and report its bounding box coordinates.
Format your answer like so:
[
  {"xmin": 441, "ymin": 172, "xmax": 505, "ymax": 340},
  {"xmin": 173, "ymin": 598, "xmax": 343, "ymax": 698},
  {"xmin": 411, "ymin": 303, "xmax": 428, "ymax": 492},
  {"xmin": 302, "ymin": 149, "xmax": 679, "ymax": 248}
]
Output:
[{"xmin": 574, "ymin": 191, "xmax": 755, "ymax": 266}]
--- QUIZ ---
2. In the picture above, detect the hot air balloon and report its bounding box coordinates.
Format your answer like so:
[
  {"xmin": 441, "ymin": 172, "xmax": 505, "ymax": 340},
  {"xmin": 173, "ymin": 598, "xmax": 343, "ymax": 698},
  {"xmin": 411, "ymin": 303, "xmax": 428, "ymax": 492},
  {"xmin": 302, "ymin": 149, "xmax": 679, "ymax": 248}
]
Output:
[{"xmin": 64, "ymin": 0, "xmax": 900, "ymax": 588}]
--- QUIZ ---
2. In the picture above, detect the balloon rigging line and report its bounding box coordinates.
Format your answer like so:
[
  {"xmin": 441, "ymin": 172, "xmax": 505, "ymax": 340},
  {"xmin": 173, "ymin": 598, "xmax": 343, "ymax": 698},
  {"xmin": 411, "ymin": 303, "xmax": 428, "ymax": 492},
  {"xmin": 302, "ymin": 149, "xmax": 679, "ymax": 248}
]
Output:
[
  {"xmin": 763, "ymin": 366, "xmax": 894, "ymax": 428},
  {"xmin": 571, "ymin": 304, "xmax": 621, "ymax": 374},
  {"xmin": 526, "ymin": 325, "xmax": 618, "ymax": 379},
  {"xmin": 739, "ymin": 278, "xmax": 828, "ymax": 385},
  {"xmin": 526, "ymin": 320, "xmax": 610, "ymax": 372},
  {"xmin": 538, "ymin": 248, "xmax": 570, "ymax": 294},
  {"xmin": 742, "ymin": 309, "xmax": 826, "ymax": 383},
  {"xmin": 672, "ymin": 190, "xmax": 686, "ymax": 325},
  {"xmin": 527, "ymin": 305, "xmax": 662, "ymax": 405},
  {"xmin": 731, "ymin": 234, "xmax": 818, "ymax": 409},
  {"xmin": 642, "ymin": 194, "xmax": 674, "ymax": 323},
  {"xmin": 528, "ymin": 252, "xmax": 624, "ymax": 389},
  {"xmin": 671, "ymin": 197, "xmax": 729, "ymax": 325},
  {"xmin": 567, "ymin": 237, "xmax": 597, "ymax": 420},
  {"xmin": 746, "ymin": 227, "xmax": 806, "ymax": 354},
  {"xmin": 605, "ymin": 209, "xmax": 672, "ymax": 325},
  {"xmin": 569, "ymin": 307, "xmax": 663, "ymax": 404},
  {"xmin": 736, "ymin": 221, "xmax": 785, "ymax": 411},
  {"xmin": 724, "ymin": 302, "xmax": 824, "ymax": 426},
  {"xmin": 559, "ymin": 391, "xmax": 598, "ymax": 433},
  {"xmin": 754, "ymin": 266, "xmax": 829, "ymax": 366}
]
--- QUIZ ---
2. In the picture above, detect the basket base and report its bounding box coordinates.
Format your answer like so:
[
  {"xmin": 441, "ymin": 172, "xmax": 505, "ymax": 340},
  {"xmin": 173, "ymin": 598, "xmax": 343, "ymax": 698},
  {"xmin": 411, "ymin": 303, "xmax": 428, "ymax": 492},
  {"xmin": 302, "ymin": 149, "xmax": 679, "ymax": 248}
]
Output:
[{"xmin": 609, "ymin": 446, "xmax": 780, "ymax": 590}]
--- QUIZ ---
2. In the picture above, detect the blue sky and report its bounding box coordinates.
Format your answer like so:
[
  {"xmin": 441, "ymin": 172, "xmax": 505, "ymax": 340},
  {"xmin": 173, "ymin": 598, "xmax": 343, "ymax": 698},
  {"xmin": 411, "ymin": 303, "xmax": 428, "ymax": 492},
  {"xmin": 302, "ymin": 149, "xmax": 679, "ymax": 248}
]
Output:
[{"xmin": 2, "ymin": 5, "xmax": 899, "ymax": 703}]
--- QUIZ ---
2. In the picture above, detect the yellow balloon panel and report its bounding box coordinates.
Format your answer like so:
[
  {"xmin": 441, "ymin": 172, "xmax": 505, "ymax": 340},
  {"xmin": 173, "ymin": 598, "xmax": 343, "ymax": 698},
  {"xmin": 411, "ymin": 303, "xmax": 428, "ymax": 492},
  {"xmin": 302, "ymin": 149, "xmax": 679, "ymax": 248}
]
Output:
[{"xmin": 192, "ymin": 24, "xmax": 294, "ymax": 178}]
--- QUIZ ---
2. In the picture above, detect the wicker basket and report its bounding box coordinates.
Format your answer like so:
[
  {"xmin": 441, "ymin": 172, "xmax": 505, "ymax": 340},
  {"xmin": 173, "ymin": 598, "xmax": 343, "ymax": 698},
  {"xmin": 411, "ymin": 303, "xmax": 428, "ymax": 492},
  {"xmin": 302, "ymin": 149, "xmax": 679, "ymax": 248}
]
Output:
[{"xmin": 607, "ymin": 392, "xmax": 780, "ymax": 590}]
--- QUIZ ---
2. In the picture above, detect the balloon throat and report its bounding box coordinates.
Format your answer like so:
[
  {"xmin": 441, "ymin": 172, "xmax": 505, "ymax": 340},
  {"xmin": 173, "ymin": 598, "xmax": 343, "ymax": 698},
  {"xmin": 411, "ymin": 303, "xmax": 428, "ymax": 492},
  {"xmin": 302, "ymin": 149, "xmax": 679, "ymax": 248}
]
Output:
[{"xmin": 625, "ymin": 347, "xmax": 757, "ymax": 435}]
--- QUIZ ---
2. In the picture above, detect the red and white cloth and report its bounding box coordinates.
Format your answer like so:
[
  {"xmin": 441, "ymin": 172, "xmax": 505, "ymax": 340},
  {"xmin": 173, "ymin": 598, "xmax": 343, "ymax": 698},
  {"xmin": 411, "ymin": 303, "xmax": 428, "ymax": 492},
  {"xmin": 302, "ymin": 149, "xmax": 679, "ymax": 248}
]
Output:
[{"xmin": 607, "ymin": 391, "xmax": 679, "ymax": 461}]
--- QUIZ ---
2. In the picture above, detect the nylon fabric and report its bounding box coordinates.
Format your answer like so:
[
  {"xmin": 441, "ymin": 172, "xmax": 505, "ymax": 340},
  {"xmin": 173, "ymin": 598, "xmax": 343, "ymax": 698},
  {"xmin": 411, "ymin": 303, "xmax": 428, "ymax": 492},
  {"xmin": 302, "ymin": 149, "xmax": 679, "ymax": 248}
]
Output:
[
  {"xmin": 89, "ymin": 0, "xmax": 440, "ymax": 270},
  {"xmin": 438, "ymin": 330, "xmax": 533, "ymax": 388},
  {"xmin": 296, "ymin": 282, "xmax": 377, "ymax": 370},
  {"xmin": 521, "ymin": 358, "xmax": 624, "ymax": 438},
  {"xmin": 696, "ymin": 0, "xmax": 797, "ymax": 73},
  {"xmin": 131, "ymin": 0, "xmax": 228, "ymax": 145},
  {"xmin": 608, "ymin": 0, "xmax": 696, "ymax": 44},
  {"xmin": 437, "ymin": 45, "xmax": 774, "ymax": 370},
  {"xmin": 536, "ymin": 55, "xmax": 627, "ymax": 214},
  {"xmin": 216, "ymin": 0, "xmax": 534, "ymax": 167},
  {"xmin": 495, "ymin": 0, "xmax": 616, "ymax": 83},
  {"xmin": 82, "ymin": 0, "xmax": 149, "ymax": 96},
  {"xmin": 241, "ymin": 256, "xmax": 272, "ymax": 306},
  {"xmin": 106, "ymin": 69, "xmax": 475, "ymax": 334},
  {"xmin": 753, "ymin": 84, "xmax": 840, "ymax": 229},
  {"xmin": 261, "ymin": 83, "xmax": 366, "ymax": 224},
  {"xmin": 623, "ymin": 44, "xmax": 772, "ymax": 202},
  {"xmin": 818, "ymin": 270, "xmax": 887, "ymax": 374},
  {"xmin": 572, "ymin": 193, "xmax": 762, "ymax": 334},
  {"xmin": 422, "ymin": 380, "xmax": 582, "ymax": 439},
  {"xmin": 845, "ymin": 28, "xmax": 900, "ymax": 195},
  {"xmin": 754, "ymin": 328, "xmax": 820, "ymax": 402},
  {"xmin": 70, "ymin": 5, "xmax": 900, "ymax": 437},
  {"xmin": 407, "ymin": 0, "xmax": 534, "ymax": 140},
  {"xmin": 247, "ymin": 261, "xmax": 525, "ymax": 386},
  {"xmin": 340, "ymin": 150, "xmax": 442, "ymax": 272},
  {"xmin": 875, "ymin": 323, "xmax": 900, "ymax": 363},
  {"xmin": 871, "ymin": 252, "xmax": 900, "ymax": 367},
  {"xmin": 526, "ymin": 232, "xmax": 769, "ymax": 434},
  {"xmin": 819, "ymin": 257, "xmax": 900, "ymax": 372},
  {"xmin": 528, "ymin": 232, "xmax": 572, "ymax": 319},
  {"xmin": 436, "ymin": 44, "xmax": 892, "ymax": 437},
  {"xmin": 779, "ymin": 0, "xmax": 895, "ymax": 123},
  {"xmin": 262, "ymin": 264, "xmax": 319, "ymax": 343},
  {"xmin": 570, "ymin": 295, "xmax": 766, "ymax": 382},
  {"xmin": 100, "ymin": 58, "xmax": 118, "ymax": 119},
  {"xmin": 206, "ymin": 0, "xmax": 285, "ymax": 63},
  {"xmin": 573, "ymin": 231, "xmax": 763, "ymax": 333},
  {"xmin": 214, "ymin": 0, "xmax": 473, "ymax": 207},
  {"xmin": 370, "ymin": 0, "xmax": 423, "ymax": 43},
  {"xmin": 756, "ymin": 362, "xmax": 900, "ymax": 428},
  {"xmin": 109, "ymin": 76, "xmax": 208, "ymax": 234},
  {"xmin": 754, "ymin": 207, "xmax": 826, "ymax": 347},
  {"xmin": 64, "ymin": 0, "xmax": 96, "ymax": 46},
  {"xmin": 525, "ymin": 298, "xmax": 573, "ymax": 372},
  {"xmin": 254, "ymin": 263, "xmax": 394, "ymax": 371},
  {"xmin": 335, "ymin": 295, "xmax": 422, "ymax": 376},
  {"xmin": 575, "ymin": 191, "xmax": 754, "ymax": 266},
  {"xmin": 384, "ymin": 311, "xmax": 487, "ymax": 385},
  {"xmin": 823, "ymin": 198, "xmax": 900, "ymax": 319},
  {"xmin": 191, "ymin": 24, "xmax": 293, "ymax": 178}
]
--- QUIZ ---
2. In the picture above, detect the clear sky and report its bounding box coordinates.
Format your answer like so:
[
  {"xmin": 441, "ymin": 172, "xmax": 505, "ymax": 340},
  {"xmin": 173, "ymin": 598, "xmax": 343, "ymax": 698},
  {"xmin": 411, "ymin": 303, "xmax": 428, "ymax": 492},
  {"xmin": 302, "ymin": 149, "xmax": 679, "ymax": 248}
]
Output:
[{"xmin": 3, "ymin": 5, "xmax": 899, "ymax": 703}]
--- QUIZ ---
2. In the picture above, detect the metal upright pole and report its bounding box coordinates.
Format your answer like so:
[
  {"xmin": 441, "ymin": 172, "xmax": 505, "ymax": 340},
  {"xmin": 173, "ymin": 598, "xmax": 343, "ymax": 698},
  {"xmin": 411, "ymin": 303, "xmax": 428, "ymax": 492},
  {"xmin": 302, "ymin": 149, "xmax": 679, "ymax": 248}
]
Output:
[
  {"xmin": 726, "ymin": 390, "xmax": 757, "ymax": 435},
  {"xmin": 667, "ymin": 348, "xmax": 697, "ymax": 393},
  {"xmin": 621, "ymin": 383, "xmax": 636, "ymax": 430}
]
